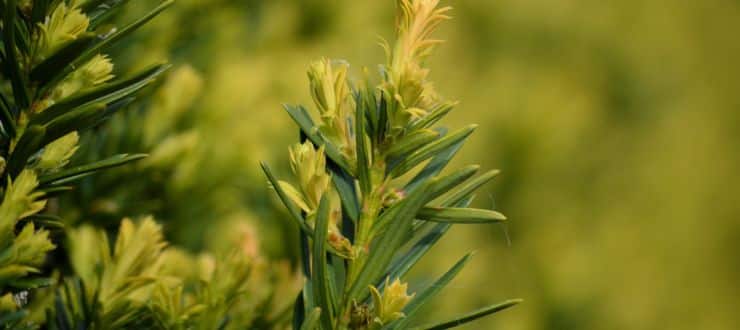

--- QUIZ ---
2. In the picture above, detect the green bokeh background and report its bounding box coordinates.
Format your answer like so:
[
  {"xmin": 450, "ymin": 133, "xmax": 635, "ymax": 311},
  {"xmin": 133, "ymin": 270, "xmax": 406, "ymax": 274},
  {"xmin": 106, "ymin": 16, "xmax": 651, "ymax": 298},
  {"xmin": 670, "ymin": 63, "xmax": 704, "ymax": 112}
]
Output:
[{"xmin": 113, "ymin": 1, "xmax": 740, "ymax": 329}]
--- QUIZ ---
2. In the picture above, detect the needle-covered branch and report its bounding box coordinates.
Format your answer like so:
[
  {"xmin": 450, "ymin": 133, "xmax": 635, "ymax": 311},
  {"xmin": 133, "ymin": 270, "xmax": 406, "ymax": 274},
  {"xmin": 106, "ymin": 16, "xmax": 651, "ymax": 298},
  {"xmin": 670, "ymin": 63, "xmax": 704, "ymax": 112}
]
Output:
[{"xmin": 265, "ymin": 1, "xmax": 519, "ymax": 329}]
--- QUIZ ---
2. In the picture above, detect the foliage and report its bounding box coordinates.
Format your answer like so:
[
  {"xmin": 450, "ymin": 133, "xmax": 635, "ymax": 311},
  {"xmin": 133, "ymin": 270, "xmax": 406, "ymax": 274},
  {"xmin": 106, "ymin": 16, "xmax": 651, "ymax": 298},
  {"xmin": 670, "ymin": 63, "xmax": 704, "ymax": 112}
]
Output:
[
  {"xmin": 0, "ymin": 1, "xmax": 296, "ymax": 329},
  {"xmin": 46, "ymin": 218, "xmax": 296, "ymax": 329},
  {"xmin": 263, "ymin": 1, "xmax": 520, "ymax": 329},
  {"xmin": 0, "ymin": 0, "xmax": 172, "ymax": 326}
]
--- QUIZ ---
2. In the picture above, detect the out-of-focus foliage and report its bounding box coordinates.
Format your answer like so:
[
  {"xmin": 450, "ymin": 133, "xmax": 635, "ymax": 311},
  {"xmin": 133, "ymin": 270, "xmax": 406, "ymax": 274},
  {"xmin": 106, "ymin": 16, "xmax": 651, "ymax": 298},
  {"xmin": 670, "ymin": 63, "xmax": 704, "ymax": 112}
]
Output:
[
  {"xmin": 47, "ymin": 217, "xmax": 297, "ymax": 329},
  {"xmin": 409, "ymin": 2, "xmax": 740, "ymax": 330},
  {"xmin": 62, "ymin": 0, "xmax": 343, "ymax": 254},
  {"xmin": 0, "ymin": 0, "xmax": 302, "ymax": 328}
]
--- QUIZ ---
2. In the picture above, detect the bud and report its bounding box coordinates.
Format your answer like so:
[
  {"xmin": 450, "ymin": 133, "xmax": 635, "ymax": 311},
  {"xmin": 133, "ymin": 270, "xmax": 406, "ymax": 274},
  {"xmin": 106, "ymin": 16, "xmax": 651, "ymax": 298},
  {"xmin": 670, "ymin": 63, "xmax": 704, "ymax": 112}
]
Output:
[
  {"xmin": 381, "ymin": 0, "xmax": 451, "ymax": 133},
  {"xmin": 370, "ymin": 278, "xmax": 415, "ymax": 325},
  {"xmin": 0, "ymin": 170, "xmax": 46, "ymax": 248},
  {"xmin": 79, "ymin": 54, "xmax": 115, "ymax": 85},
  {"xmin": 307, "ymin": 58, "xmax": 355, "ymax": 156},
  {"xmin": 49, "ymin": 54, "xmax": 114, "ymax": 103},
  {"xmin": 308, "ymin": 58, "xmax": 351, "ymax": 122},
  {"xmin": 11, "ymin": 223, "xmax": 56, "ymax": 267},
  {"xmin": 39, "ymin": 2, "xmax": 90, "ymax": 57},
  {"xmin": 284, "ymin": 142, "xmax": 354, "ymax": 257},
  {"xmin": 288, "ymin": 141, "xmax": 331, "ymax": 211},
  {"xmin": 36, "ymin": 131, "xmax": 79, "ymax": 171}
]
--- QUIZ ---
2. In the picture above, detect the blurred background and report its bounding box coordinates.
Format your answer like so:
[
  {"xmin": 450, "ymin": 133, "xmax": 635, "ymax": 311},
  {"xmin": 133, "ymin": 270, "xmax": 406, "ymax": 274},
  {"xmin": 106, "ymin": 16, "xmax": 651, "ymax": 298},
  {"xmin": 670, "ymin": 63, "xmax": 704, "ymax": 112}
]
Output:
[{"xmin": 87, "ymin": 0, "xmax": 740, "ymax": 329}]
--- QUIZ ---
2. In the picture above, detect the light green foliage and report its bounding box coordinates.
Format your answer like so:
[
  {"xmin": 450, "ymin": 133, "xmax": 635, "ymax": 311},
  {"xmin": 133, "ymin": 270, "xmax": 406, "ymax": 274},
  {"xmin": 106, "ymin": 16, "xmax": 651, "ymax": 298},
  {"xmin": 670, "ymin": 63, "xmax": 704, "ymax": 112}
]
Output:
[
  {"xmin": 0, "ymin": 171, "xmax": 53, "ymax": 286},
  {"xmin": 265, "ymin": 1, "xmax": 518, "ymax": 329},
  {"xmin": 369, "ymin": 278, "xmax": 414, "ymax": 326},
  {"xmin": 285, "ymin": 142, "xmax": 333, "ymax": 213},
  {"xmin": 37, "ymin": 2, "xmax": 89, "ymax": 57},
  {"xmin": 30, "ymin": 12, "xmax": 298, "ymax": 324},
  {"xmin": 0, "ymin": 0, "xmax": 171, "ymax": 327},
  {"xmin": 0, "ymin": 171, "xmax": 46, "ymax": 244},
  {"xmin": 307, "ymin": 59, "xmax": 355, "ymax": 160},
  {"xmin": 47, "ymin": 54, "xmax": 114, "ymax": 104},
  {"xmin": 379, "ymin": 0, "xmax": 450, "ymax": 135},
  {"xmin": 53, "ymin": 218, "xmax": 294, "ymax": 329},
  {"xmin": 58, "ymin": 218, "xmax": 167, "ymax": 328},
  {"xmin": 35, "ymin": 132, "xmax": 79, "ymax": 172},
  {"xmin": 58, "ymin": 62, "xmax": 261, "ymax": 250},
  {"xmin": 280, "ymin": 142, "xmax": 352, "ymax": 256}
]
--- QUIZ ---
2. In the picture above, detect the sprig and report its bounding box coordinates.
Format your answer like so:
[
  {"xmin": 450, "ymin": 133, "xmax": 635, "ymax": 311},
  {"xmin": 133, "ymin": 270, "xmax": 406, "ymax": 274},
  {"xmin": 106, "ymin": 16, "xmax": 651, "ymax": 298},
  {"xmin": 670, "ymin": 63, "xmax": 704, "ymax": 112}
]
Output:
[{"xmin": 264, "ymin": 1, "xmax": 521, "ymax": 329}]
